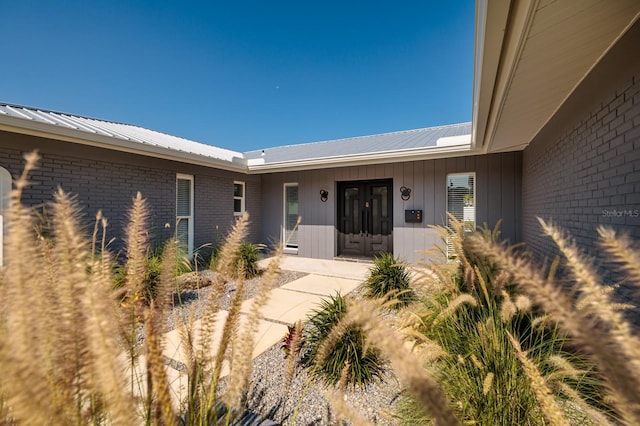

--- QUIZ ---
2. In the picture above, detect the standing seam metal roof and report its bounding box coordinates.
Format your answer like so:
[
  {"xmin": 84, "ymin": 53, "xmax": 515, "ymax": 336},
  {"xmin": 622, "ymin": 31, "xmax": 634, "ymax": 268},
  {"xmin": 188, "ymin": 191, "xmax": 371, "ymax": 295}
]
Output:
[
  {"xmin": 0, "ymin": 103, "xmax": 242, "ymax": 163},
  {"xmin": 1, "ymin": 102, "xmax": 472, "ymax": 167},
  {"xmin": 244, "ymin": 123, "xmax": 472, "ymax": 164}
]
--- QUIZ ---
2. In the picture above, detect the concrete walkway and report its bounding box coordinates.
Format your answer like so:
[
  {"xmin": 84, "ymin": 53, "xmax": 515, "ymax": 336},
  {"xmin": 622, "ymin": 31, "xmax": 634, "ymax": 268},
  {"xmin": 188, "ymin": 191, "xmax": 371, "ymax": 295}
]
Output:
[{"xmin": 154, "ymin": 256, "xmax": 371, "ymax": 406}]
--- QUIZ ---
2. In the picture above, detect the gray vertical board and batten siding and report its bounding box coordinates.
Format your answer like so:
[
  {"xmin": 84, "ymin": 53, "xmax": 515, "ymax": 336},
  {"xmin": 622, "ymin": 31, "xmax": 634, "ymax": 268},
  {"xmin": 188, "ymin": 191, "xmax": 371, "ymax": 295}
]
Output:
[{"xmin": 260, "ymin": 152, "xmax": 522, "ymax": 263}]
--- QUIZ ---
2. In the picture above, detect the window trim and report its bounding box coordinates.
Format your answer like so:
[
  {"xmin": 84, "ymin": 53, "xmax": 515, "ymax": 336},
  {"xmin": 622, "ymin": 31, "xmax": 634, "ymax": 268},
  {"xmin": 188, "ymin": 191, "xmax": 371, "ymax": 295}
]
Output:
[
  {"xmin": 446, "ymin": 172, "xmax": 476, "ymax": 258},
  {"xmin": 283, "ymin": 182, "xmax": 299, "ymax": 253},
  {"xmin": 233, "ymin": 181, "xmax": 245, "ymax": 217},
  {"xmin": 176, "ymin": 173, "xmax": 194, "ymax": 256}
]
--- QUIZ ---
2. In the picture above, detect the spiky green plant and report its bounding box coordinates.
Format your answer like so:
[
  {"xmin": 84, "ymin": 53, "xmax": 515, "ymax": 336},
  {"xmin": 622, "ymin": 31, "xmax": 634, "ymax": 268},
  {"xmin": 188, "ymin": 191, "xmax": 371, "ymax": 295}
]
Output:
[
  {"xmin": 233, "ymin": 240, "xmax": 260, "ymax": 278},
  {"xmin": 396, "ymin": 218, "xmax": 605, "ymax": 426},
  {"xmin": 210, "ymin": 240, "xmax": 261, "ymax": 278},
  {"xmin": 364, "ymin": 252, "xmax": 414, "ymax": 307},
  {"xmin": 302, "ymin": 292, "xmax": 385, "ymax": 389},
  {"xmin": 467, "ymin": 218, "xmax": 639, "ymax": 425}
]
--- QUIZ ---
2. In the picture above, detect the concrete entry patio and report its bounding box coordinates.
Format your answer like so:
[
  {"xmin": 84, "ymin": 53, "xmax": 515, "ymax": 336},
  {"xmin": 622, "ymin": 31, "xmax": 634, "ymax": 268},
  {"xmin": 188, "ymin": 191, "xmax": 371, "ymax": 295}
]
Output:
[{"xmin": 154, "ymin": 256, "xmax": 370, "ymax": 407}]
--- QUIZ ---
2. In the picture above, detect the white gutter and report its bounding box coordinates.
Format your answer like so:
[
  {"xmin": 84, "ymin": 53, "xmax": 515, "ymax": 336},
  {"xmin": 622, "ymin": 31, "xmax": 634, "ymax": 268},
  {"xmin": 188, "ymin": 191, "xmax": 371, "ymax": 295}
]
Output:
[
  {"xmin": 247, "ymin": 140, "xmax": 475, "ymax": 173},
  {"xmin": 479, "ymin": 0, "xmax": 538, "ymax": 154},
  {"xmin": 470, "ymin": 0, "xmax": 515, "ymax": 152},
  {"xmin": 471, "ymin": 0, "xmax": 488, "ymax": 150}
]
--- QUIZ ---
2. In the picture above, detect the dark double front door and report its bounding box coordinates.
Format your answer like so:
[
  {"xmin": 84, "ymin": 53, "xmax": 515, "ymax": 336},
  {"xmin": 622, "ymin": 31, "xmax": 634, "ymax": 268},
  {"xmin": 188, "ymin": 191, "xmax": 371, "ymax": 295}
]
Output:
[{"xmin": 337, "ymin": 179, "xmax": 393, "ymax": 258}]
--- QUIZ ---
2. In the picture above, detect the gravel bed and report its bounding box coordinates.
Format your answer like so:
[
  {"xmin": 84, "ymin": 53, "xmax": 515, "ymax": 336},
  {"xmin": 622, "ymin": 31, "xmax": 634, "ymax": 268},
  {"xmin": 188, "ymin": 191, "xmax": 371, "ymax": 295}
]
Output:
[
  {"xmin": 243, "ymin": 343, "xmax": 403, "ymax": 426},
  {"xmin": 161, "ymin": 267, "xmax": 405, "ymax": 424},
  {"xmin": 165, "ymin": 269, "xmax": 307, "ymax": 332}
]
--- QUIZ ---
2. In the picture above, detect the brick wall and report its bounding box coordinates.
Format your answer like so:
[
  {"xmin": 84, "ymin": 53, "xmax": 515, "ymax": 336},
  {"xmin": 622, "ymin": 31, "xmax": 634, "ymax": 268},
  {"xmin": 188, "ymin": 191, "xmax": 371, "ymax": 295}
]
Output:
[
  {"xmin": 0, "ymin": 133, "xmax": 261, "ymax": 257},
  {"xmin": 522, "ymin": 26, "xmax": 640, "ymax": 283}
]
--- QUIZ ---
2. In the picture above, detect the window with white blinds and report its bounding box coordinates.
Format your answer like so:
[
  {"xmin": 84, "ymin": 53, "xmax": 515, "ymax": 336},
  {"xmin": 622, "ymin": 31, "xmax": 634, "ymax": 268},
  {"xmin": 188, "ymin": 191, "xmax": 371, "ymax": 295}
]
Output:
[
  {"xmin": 234, "ymin": 181, "xmax": 245, "ymax": 216},
  {"xmin": 446, "ymin": 172, "xmax": 475, "ymax": 257},
  {"xmin": 176, "ymin": 174, "xmax": 194, "ymax": 255},
  {"xmin": 283, "ymin": 183, "xmax": 299, "ymax": 250}
]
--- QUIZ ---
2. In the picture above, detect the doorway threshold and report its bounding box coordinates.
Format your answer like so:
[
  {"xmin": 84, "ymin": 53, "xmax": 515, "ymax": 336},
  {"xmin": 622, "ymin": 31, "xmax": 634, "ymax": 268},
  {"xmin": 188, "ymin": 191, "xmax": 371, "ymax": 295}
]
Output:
[{"xmin": 333, "ymin": 256, "xmax": 374, "ymax": 264}]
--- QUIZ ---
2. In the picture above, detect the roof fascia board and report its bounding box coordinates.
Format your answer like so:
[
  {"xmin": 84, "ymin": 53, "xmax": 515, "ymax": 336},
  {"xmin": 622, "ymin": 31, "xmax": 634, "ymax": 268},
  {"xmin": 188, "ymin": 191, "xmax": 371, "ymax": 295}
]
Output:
[
  {"xmin": 0, "ymin": 116, "xmax": 248, "ymax": 173},
  {"xmin": 478, "ymin": 0, "xmax": 538, "ymax": 154},
  {"xmin": 471, "ymin": 0, "xmax": 511, "ymax": 150},
  {"xmin": 246, "ymin": 144, "xmax": 476, "ymax": 173}
]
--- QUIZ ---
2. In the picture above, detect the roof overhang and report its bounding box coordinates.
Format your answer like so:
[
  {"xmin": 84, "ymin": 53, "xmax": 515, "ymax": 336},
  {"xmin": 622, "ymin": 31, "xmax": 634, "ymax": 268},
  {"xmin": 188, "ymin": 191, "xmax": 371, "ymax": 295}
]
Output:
[
  {"xmin": 0, "ymin": 115, "xmax": 247, "ymax": 173},
  {"xmin": 473, "ymin": 0, "xmax": 640, "ymax": 153}
]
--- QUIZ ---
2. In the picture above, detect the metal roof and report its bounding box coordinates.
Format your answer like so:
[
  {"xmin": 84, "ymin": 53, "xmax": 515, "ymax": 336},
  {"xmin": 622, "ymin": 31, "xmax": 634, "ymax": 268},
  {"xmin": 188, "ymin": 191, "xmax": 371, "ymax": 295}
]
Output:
[
  {"xmin": 0, "ymin": 103, "xmax": 242, "ymax": 163},
  {"xmin": 1, "ymin": 102, "xmax": 472, "ymax": 171},
  {"xmin": 244, "ymin": 123, "xmax": 472, "ymax": 164}
]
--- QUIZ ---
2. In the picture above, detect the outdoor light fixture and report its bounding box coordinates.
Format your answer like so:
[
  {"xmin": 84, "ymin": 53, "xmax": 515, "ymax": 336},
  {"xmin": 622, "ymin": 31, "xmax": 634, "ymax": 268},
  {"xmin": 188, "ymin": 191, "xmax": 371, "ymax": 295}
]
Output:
[
  {"xmin": 320, "ymin": 189, "xmax": 329, "ymax": 202},
  {"xmin": 400, "ymin": 186, "xmax": 411, "ymax": 201}
]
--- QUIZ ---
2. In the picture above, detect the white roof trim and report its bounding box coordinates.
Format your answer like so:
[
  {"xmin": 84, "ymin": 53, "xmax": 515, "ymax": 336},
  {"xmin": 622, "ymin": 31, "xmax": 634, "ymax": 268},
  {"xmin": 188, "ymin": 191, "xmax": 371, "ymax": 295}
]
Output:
[
  {"xmin": 246, "ymin": 143, "xmax": 474, "ymax": 173},
  {"xmin": 436, "ymin": 134, "xmax": 471, "ymax": 147}
]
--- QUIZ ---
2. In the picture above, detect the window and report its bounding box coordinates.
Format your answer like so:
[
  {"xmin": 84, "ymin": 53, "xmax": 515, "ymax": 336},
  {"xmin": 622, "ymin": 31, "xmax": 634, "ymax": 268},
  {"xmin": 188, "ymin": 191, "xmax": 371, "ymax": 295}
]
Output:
[
  {"xmin": 0, "ymin": 166, "xmax": 10, "ymax": 267},
  {"xmin": 446, "ymin": 172, "xmax": 475, "ymax": 257},
  {"xmin": 283, "ymin": 183, "xmax": 299, "ymax": 251},
  {"xmin": 176, "ymin": 174, "xmax": 194, "ymax": 255},
  {"xmin": 233, "ymin": 181, "xmax": 245, "ymax": 216}
]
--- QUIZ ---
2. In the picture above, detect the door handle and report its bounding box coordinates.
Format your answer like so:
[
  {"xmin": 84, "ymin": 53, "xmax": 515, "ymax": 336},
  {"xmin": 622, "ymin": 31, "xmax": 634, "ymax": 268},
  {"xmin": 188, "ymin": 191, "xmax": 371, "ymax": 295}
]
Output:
[{"xmin": 363, "ymin": 206, "xmax": 370, "ymax": 237}]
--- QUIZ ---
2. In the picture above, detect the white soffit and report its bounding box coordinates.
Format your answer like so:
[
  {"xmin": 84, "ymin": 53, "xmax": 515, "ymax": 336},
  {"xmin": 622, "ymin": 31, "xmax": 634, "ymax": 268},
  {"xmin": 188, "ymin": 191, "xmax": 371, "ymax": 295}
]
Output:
[{"xmin": 481, "ymin": 0, "xmax": 640, "ymax": 153}]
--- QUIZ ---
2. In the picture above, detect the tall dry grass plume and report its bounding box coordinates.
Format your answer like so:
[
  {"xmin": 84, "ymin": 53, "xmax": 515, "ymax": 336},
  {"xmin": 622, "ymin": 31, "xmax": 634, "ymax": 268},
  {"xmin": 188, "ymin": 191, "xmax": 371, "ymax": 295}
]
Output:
[
  {"xmin": 0, "ymin": 152, "xmax": 136, "ymax": 424},
  {"xmin": 0, "ymin": 153, "xmax": 280, "ymax": 425},
  {"xmin": 396, "ymin": 216, "xmax": 616, "ymax": 426},
  {"xmin": 460, "ymin": 217, "xmax": 640, "ymax": 425}
]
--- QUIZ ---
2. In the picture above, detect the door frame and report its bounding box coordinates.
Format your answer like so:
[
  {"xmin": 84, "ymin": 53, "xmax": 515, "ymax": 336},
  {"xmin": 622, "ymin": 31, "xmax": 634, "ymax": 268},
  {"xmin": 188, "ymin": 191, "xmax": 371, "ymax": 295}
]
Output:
[{"xmin": 336, "ymin": 179, "xmax": 393, "ymax": 258}]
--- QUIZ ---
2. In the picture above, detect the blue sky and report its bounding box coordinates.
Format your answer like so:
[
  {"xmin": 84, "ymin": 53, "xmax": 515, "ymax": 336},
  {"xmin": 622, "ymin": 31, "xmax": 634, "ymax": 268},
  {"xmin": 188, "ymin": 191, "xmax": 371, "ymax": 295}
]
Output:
[{"xmin": 0, "ymin": 1, "xmax": 475, "ymax": 152}]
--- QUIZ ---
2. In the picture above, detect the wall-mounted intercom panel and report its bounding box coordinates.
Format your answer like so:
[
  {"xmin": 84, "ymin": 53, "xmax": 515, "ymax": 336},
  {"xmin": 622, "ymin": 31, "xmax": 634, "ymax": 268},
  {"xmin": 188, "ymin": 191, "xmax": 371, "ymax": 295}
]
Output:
[{"xmin": 405, "ymin": 209, "xmax": 422, "ymax": 223}]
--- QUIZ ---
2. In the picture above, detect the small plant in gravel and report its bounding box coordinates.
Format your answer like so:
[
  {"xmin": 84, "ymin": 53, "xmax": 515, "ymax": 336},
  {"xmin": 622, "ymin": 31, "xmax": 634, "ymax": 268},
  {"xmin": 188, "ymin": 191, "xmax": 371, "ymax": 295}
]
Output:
[
  {"xmin": 112, "ymin": 239, "xmax": 192, "ymax": 300},
  {"xmin": 301, "ymin": 292, "xmax": 385, "ymax": 389},
  {"xmin": 282, "ymin": 321, "xmax": 303, "ymax": 359},
  {"xmin": 234, "ymin": 240, "xmax": 260, "ymax": 278},
  {"xmin": 210, "ymin": 240, "xmax": 261, "ymax": 278},
  {"xmin": 364, "ymin": 252, "xmax": 414, "ymax": 308}
]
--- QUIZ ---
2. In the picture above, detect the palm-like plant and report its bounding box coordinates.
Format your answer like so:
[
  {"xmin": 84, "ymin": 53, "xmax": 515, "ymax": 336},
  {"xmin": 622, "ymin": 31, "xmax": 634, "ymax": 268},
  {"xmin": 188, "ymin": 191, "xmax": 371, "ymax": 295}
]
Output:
[
  {"xmin": 365, "ymin": 252, "xmax": 414, "ymax": 307},
  {"xmin": 302, "ymin": 292, "xmax": 385, "ymax": 389}
]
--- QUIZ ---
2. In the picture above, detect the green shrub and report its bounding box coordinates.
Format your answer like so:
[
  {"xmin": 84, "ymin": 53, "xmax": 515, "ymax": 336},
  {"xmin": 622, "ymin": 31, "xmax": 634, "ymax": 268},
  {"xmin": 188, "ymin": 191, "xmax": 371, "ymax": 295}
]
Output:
[
  {"xmin": 112, "ymin": 240, "xmax": 191, "ymax": 302},
  {"xmin": 364, "ymin": 252, "xmax": 414, "ymax": 307},
  {"xmin": 234, "ymin": 241, "xmax": 260, "ymax": 278},
  {"xmin": 210, "ymin": 240, "xmax": 260, "ymax": 278},
  {"xmin": 302, "ymin": 292, "xmax": 385, "ymax": 389}
]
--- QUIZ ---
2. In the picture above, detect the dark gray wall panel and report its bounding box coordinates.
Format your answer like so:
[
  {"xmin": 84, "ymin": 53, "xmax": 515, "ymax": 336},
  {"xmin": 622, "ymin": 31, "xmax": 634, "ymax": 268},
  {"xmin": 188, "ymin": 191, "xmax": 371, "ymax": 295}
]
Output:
[{"xmin": 259, "ymin": 152, "xmax": 522, "ymax": 263}]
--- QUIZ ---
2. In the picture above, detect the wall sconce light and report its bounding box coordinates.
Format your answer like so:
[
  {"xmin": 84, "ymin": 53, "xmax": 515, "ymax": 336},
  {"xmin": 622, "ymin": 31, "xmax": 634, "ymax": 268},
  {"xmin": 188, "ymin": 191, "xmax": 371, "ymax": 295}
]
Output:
[
  {"xmin": 320, "ymin": 189, "xmax": 329, "ymax": 202},
  {"xmin": 400, "ymin": 186, "xmax": 411, "ymax": 201}
]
